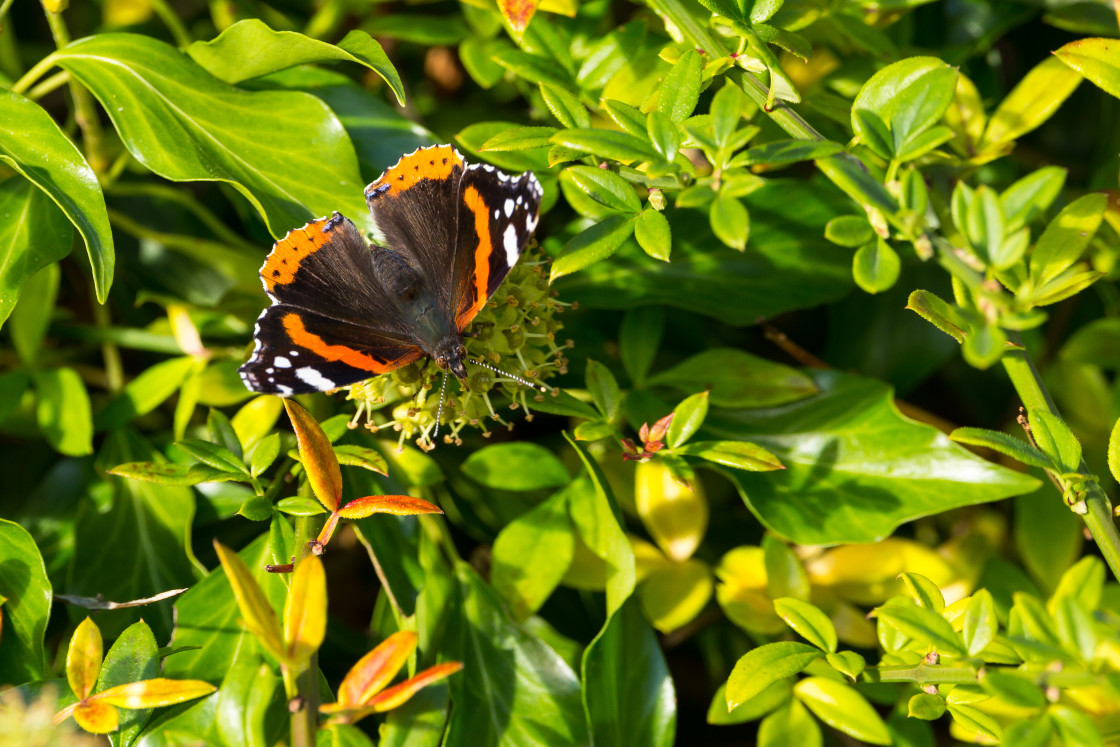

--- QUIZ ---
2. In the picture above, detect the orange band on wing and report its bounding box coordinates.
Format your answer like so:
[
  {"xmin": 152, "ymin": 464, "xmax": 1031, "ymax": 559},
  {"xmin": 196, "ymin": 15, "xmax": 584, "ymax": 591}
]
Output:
[
  {"xmin": 456, "ymin": 185, "xmax": 492, "ymax": 330},
  {"xmin": 367, "ymin": 145, "xmax": 463, "ymax": 198},
  {"xmin": 263, "ymin": 217, "xmax": 334, "ymax": 291},
  {"xmin": 281, "ymin": 313, "xmax": 420, "ymax": 373}
]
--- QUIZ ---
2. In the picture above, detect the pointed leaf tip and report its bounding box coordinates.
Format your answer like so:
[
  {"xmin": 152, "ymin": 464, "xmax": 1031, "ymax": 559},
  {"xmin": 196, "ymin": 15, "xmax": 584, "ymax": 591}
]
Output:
[
  {"xmin": 67, "ymin": 617, "xmax": 103, "ymax": 701},
  {"xmin": 338, "ymin": 630, "xmax": 419, "ymax": 707},
  {"xmin": 284, "ymin": 399, "xmax": 343, "ymax": 512},
  {"xmin": 338, "ymin": 494, "xmax": 443, "ymax": 519}
]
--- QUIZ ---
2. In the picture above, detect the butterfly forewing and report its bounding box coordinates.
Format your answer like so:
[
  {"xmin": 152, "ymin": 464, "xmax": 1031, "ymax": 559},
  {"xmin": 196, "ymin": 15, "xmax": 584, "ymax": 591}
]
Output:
[{"xmin": 452, "ymin": 164, "xmax": 543, "ymax": 330}]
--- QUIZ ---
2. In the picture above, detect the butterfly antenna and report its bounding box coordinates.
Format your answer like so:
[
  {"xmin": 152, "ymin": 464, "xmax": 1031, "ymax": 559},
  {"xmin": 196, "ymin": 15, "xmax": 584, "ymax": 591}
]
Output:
[
  {"xmin": 468, "ymin": 358, "xmax": 548, "ymax": 392},
  {"xmin": 433, "ymin": 371, "xmax": 449, "ymax": 442}
]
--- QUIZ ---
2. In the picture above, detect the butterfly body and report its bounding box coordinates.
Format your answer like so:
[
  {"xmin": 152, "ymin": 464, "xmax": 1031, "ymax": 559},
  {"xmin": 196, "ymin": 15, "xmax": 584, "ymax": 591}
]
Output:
[{"xmin": 239, "ymin": 145, "xmax": 542, "ymax": 395}]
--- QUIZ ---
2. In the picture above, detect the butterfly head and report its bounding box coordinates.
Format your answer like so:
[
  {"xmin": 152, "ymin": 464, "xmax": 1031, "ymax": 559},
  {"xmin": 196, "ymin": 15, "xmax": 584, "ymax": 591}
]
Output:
[{"xmin": 433, "ymin": 340, "xmax": 469, "ymax": 381}]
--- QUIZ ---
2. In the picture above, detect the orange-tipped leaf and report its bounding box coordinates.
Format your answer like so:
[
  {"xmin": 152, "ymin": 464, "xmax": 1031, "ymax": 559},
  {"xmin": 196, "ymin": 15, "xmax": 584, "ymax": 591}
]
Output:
[
  {"xmin": 368, "ymin": 661, "xmax": 465, "ymax": 712},
  {"xmin": 284, "ymin": 554, "xmax": 327, "ymax": 665},
  {"xmin": 285, "ymin": 399, "xmax": 343, "ymax": 512},
  {"xmin": 499, "ymin": 0, "xmax": 538, "ymax": 33},
  {"xmin": 67, "ymin": 617, "xmax": 103, "ymax": 700},
  {"xmin": 72, "ymin": 701, "xmax": 119, "ymax": 733},
  {"xmin": 213, "ymin": 540, "xmax": 284, "ymax": 659},
  {"xmin": 338, "ymin": 631, "xmax": 418, "ymax": 707},
  {"xmin": 90, "ymin": 678, "xmax": 217, "ymax": 709},
  {"xmin": 338, "ymin": 495, "xmax": 443, "ymax": 519}
]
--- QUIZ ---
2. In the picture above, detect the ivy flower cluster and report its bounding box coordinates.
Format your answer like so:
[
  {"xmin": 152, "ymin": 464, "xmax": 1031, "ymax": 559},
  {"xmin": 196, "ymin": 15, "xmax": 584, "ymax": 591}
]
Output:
[{"xmin": 344, "ymin": 249, "xmax": 572, "ymax": 450}]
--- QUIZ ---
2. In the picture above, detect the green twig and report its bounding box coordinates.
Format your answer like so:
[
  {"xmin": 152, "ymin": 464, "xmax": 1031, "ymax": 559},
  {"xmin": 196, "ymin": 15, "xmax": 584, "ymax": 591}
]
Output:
[
  {"xmin": 1002, "ymin": 340, "xmax": 1120, "ymax": 580},
  {"xmin": 107, "ymin": 183, "xmax": 255, "ymax": 250},
  {"xmin": 26, "ymin": 69, "xmax": 69, "ymax": 100},
  {"xmin": 91, "ymin": 291, "xmax": 123, "ymax": 393},
  {"xmin": 11, "ymin": 53, "xmax": 59, "ymax": 95},
  {"xmin": 148, "ymin": 0, "xmax": 192, "ymax": 47},
  {"xmin": 41, "ymin": 4, "xmax": 109, "ymax": 174}
]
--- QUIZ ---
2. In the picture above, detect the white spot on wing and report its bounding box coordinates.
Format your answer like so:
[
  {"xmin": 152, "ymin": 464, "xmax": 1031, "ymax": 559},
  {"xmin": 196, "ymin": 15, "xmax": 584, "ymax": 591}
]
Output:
[
  {"xmin": 504, "ymin": 199, "xmax": 514, "ymax": 217},
  {"xmin": 274, "ymin": 356, "xmax": 291, "ymax": 368},
  {"xmin": 296, "ymin": 367, "xmax": 336, "ymax": 390},
  {"xmin": 503, "ymin": 224, "xmax": 519, "ymax": 266},
  {"xmin": 276, "ymin": 384, "xmax": 293, "ymax": 395}
]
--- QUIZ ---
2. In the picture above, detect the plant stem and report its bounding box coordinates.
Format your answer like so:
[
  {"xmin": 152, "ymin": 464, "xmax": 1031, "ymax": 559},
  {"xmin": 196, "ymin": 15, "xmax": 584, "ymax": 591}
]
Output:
[
  {"xmin": 40, "ymin": 3, "xmax": 109, "ymax": 174},
  {"xmin": 360, "ymin": 535, "xmax": 404, "ymax": 620},
  {"xmin": 290, "ymin": 657, "xmax": 318, "ymax": 747},
  {"xmin": 91, "ymin": 291, "xmax": 123, "ymax": 393},
  {"xmin": 27, "ymin": 70, "xmax": 69, "ymax": 100},
  {"xmin": 147, "ymin": 0, "xmax": 192, "ymax": 47},
  {"xmin": 1002, "ymin": 338, "xmax": 1120, "ymax": 580},
  {"xmin": 11, "ymin": 53, "xmax": 59, "ymax": 95}
]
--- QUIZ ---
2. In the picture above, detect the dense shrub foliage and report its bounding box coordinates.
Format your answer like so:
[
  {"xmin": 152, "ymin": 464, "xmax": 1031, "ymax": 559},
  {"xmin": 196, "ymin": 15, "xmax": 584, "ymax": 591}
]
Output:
[{"xmin": 3, "ymin": 0, "xmax": 1120, "ymax": 745}]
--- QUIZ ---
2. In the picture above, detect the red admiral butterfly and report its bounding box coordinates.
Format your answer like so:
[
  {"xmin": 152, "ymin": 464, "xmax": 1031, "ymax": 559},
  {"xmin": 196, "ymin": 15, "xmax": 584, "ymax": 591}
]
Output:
[{"xmin": 239, "ymin": 145, "xmax": 544, "ymax": 404}]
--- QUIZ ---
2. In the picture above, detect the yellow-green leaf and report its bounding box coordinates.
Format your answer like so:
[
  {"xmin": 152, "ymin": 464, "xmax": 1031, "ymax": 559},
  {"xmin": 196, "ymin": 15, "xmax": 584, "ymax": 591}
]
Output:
[
  {"xmin": 284, "ymin": 554, "xmax": 327, "ymax": 665},
  {"xmin": 90, "ymin": 678, "xmax": 217, "ymax": 709},
  {"xmin": 793, "ymin": 677, "xmax": 891, "ymax": 745},
  {"xmin": 71, "ymin": 701, "xmax": 119, "ymax": 734},
  {"xmin": 1055, "ymin": 37, "xmax": 1120, "ymax": 100},
  {"xmin": 980, "ymin": 57, "xmax": 1082, "ymax": 151},
  {"xmin": 284, "ymin": 399, "xmax": 343, "ymax": 512},
  {"xmin": 635, "ymin": 459, "xmax": 708, "ymax": 562},
  {"xmin": 67, "ymin": 617, "xmax": 103, "ymax": 700},
  {"xmin": 213, "ymin": 540, "xmax": 284, "ymax": 659}
]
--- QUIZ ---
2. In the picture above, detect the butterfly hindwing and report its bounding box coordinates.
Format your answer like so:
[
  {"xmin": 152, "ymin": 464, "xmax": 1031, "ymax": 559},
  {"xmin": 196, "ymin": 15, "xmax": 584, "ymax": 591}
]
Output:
[
  {"xmin": 364, "ymin": 145, "xmax": 465, "ymax": 315},
  {"xmin": 451, "ymin": 163, "xmax": 543, "ymax": 330},
  {"xmin": 239, "ymin": 305, "xmax": 423, "ymax": 394}
]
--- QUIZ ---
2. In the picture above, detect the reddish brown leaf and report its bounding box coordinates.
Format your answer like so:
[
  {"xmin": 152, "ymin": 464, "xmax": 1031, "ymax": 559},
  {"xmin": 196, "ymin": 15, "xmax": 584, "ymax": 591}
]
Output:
[
  {"xmin": 72, "ymin": 701, "xmax": 119, "ymax": 733},
  {"xmin": 648, "ymin": 412, "xmax": 674, "ymax": 443},
  {"xmin": 499, "ymin": 0, "xmax": 538, "ymax": 33},
  {"xmin": 284, "ymin": 399, "xmax": 343, "ymax": 512},
  {"xmin": 367, "ymin": 661, "xmax": 465, "ymax": 712},
  {"xmin": 338, "ymin": 495, "xmax": 443, "ymax": 519},
  {"xmin": 337, "ymin": 631, "xmax": 418, "ymax": 707}
]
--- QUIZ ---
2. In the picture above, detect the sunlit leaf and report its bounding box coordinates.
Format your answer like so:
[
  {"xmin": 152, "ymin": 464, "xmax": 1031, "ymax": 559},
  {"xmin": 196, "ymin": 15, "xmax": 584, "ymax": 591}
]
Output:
[
  {"xmin": 284, "ymin": 399, "xmax": 343, "ymax": 512},
  {"xmin": 337, "ymin": 495, "xmax": 443, "ymax": 519}
]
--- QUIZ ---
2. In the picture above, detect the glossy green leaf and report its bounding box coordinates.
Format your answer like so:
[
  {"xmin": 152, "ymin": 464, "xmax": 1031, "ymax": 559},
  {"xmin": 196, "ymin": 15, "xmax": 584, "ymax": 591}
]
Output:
[
  {"xmin": 1054, "ymin": 37, "xmax": 1120, "ymax": 99},
  {"xmin": 758, "ymin": 700, "xmax": 821, "ymax": 747},
  {"xmin": 550, "ymin": 128, "xmax": 659, "ymax": 163},
  {"xmin": 557, "ymin": 180, "xmax": 855, "ymax": 324},
  {"xmin": 1027, "ymin": 409, "xmax": 1082, "ymax": 473},
  {"xmin": 550, "ymin": 214, "xmax": 638, "ymax": 281},
  {"xmin": 667, "ymin": 391, "xmax": 708, "ymax": 449},
  {"xmin": 707, "ymin": 680, "xmax": 793, "ymax": 725},
  {"xmin": 601, "ymin": 99, "xmax": 649, "ymax": 137},
  {"xmin": 95, "ymin": 356, "xmax": 197, "ymax": 431},
  {"xmin": 1051, "ymin": 704, "xmax": 1104, "ymax": 747},
  {"xmin": 980, "ymin": 670, "xmax": 1046, "ymax": 709},
  {"xmin": 900, "ymin": 572, "xmax": 945, "ymax": 612},
  {"xmin": 852, "ymin": 238, "xmax": 900, "ymax": 294},
  {"xmin": 71, "ymin": 429, "xmax": 199, "ymax": 641},
  {"xmin": 648, "ymin": 348, "xmax": 817, "ymax": 408},
  {"xmin": 889, "ymin": 65, "xmax": 957, "ymax": 153},
  {"xmin": 646, "ymin": 111, "xmax": 679, "ymax": 163},
  {"xmin": 441, "ymin": 563, "xmax": 590, "ymax": 746},
  {"xmin": 163, "ymin": 534, "xmax": 286, "ymax": 683},
  {"xmin": 55, "ymin": 34, "xmax": 368, "ymax": 238},
  {"xmin": 907, "ymin": 693, "xmax": 946, "ymax": 720},
  {"xmin": 540, "ymin": 84, "xmax": 590, "ymax": 129},
  {"xmin": 34, "ymin": 368, "xmax": 93, "ymax": 456},
  {"xmin": 461, "ymin": 442, "xmax": 569, "ymax": 491},
  {"xmin": 638, "ymin": 559, "xmax": 713, "ymax": 632},
  {"xmin": 793, "ymin": 677, "xmax": 891, "ymax": 744},
  {"xmin": 1002, "ymin": 715, "xmax": 1053, "ymax": 747},
  {"xmin": 620, "ymin": 307, "xmax": 664, "ymax": 386},
  {"xmin": 851, "ymin": 57, "xmax": 951, "ymax": 158},
  {"xmin": 0, "ymin": 90, "xmax": 113, "ymax": 302},
  {"xmin": 0, "ymin": 520, "xmax": 52, "ymax": 682},
  {"xmin": 737, "ymin": 139, "xmax": 844, "ymax": 167},
  {"xmin": 561, "ymin": 165, "xmax": 642, "ymax": 214},
  {"xmin": 492, "ymin": 490, "xmax": 575, "ymax": 620},
  {"xmin": 177, "ymin": 440, "xmax": 248, "ymax": 476},
  {"xmin": 657, "ymin": 50, "xmax": 702, "ymax": 123},
  {"xmin": 586, "ymin": 359, "xmax": 622, "ymax": 422},
  {"xmin": 481, "ymin": 126, "xmax": 558, "ymax": 152},
  {"xmin": 1028, "ymin": 193, "xmax": 1107, "ymax": 289},
  {"xmin": 1001, "ymin": 166, "xmax": 1066, "ymax": 232},
  {"xmin": 187, "ymin": 20, "xmax": 404, "ymax": 104},
  {"xmin": 875, "ymin": 601, "xmax": 966, "ymax": 656},
  {"xmin": 950, "ymin": 427, "xmax": 1054, "ymax": 470},
  {"xmin": 962, "ymin": 589, "xmax": 998, "ymax": 656},
  {"xmin": 980, "ymin": 57, "xmax": 1082, "ymax": 151},
  {"xmin": 674, "ymin": 440, "xmax": 783, "ymax": 471},
  {"xmin": 248, "ymin": 434, "xmax": 281, "ymax": 478},
  {"xmin": 490, "ymin": 48, "xmax": 573, "ymax": 89},
  {"xmin": 706, "ymin": 370, "xmax": 1040, "ymax": 544},
  {"xmin": 824, "ymin": 215, "xmax": 874, "ymax": 248},
  {"xmin": 709, "ymin": 196, "xmax": 749, "ymax": 251},
  {"xmin": 725, "ymin": 642, "xmax": 822, "ymax": 708},
  {"xmin": 108, "ymin": 461, "xmax": 236, "ymax": 487},
  {"xmin": 825, "ymin": 651, "xmax": 865, "ymax": 681},
  {"xmin": 583, "ymin": 597, "xmax": 675, "ymax": 746},
  {"xmin": 948, "ymin": 704, "xmax": 1001, "ymax": 740},
  {"xmin": 0, "ymin": 180, "xmax": 70, "ymax": 330},
  {"xmin": 565, "ymin": 440, "xmax": 636, "ymax": 616},
  {"xmin": 773, "ymin": 598, "xmax": 837, "ymax": 652},
  {"xmin": 634, "ymin": 207, "xmax": 672, "ymax": 261},
  {"xmin": 99, "ymin": 620, "xmax": 159, "ymax": 746}
]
